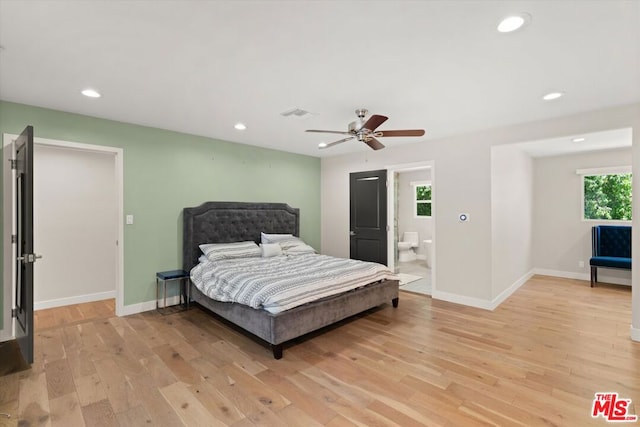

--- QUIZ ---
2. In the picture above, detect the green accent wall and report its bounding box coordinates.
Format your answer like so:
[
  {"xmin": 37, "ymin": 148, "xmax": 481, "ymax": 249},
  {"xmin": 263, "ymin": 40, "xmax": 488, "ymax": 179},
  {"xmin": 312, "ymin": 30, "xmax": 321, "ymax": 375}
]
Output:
[{"xmin": 0, "ymin": 101, "xmax": 320, "ymax": 327}]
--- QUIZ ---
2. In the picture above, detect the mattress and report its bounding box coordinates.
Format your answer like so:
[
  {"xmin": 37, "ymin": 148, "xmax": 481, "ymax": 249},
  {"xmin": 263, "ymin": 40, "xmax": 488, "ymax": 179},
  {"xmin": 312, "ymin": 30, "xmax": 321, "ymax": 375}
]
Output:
[{"xmin": 190, "ymin": 253, "xmax": 396, "ymax": 314}]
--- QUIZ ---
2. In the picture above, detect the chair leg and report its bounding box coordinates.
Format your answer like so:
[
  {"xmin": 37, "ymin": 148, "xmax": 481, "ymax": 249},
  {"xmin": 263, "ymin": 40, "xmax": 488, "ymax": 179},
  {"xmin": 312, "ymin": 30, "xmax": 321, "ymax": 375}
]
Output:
[{"xmin": 590, "ymin": 266, "xmax": 596, "ymax": 287}]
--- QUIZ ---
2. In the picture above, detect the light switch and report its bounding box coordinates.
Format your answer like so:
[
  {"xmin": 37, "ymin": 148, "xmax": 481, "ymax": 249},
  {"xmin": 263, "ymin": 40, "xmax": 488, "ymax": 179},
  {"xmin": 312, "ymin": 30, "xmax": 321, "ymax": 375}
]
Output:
[{"xmin": 126, "ymin": 214, "xmax": 134, "ymax": 225}]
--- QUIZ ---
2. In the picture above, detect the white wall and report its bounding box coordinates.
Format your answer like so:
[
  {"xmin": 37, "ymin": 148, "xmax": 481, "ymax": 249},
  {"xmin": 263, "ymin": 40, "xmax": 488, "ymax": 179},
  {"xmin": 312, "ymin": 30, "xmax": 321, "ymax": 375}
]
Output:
[
  {"xmin": 322, "ymin": 132, "xmax": 493, "ymax": 303},
  {"xmin": 321, "ymin": 103, "xmax": 640, "ymax": 317},
  {"xmin": 532, "ymin": 147, "xmax": 632, "ymax": 284},
  {"xmin": 398, "ymin": 169, "xmax": 431, "ymax": 258},
  {"xmin": 491, "ymin": 145, "xmax": 534, "ymax": 299},
  {"xmin": 34, "ymin": 145, "xmax": 116, "ymax": 308}
]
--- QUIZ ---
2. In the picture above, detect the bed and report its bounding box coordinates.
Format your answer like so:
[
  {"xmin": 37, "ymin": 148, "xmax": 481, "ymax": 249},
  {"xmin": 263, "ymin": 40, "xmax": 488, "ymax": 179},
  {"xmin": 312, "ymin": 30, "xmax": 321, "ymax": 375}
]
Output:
[{"xmin": 183, "ymin": 201, "xmax": 399, "ymax": 359}]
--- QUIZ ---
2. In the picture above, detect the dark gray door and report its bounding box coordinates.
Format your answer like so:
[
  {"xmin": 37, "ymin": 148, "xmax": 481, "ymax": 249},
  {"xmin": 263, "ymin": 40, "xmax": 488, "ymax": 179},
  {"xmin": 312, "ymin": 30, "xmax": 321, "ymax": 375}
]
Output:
[
  {"xmin": 349, "ymin": 169, "xmax": 387, "ymax": 265},
  {"xmin": 15, "ymin": 125, "xmax": 35, "ymax": 364}
]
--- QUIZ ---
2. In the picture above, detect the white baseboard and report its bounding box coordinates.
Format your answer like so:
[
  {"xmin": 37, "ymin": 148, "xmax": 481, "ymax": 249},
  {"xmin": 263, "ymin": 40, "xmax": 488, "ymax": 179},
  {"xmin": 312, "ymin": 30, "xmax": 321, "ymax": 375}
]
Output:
[
  {"xmin": 36, "ymin": 290, "xmax": 179, "ymax": 316},
  {"xmin": 0, "ymin": 294, "xmax": 178, "ymax": 340},
  {"xmin": 431, "ymin": 290, "xmax": 493, "ymax": 310},
  {"xmin": 0, "ymin": 328, "xmax": 13, "ymax": 342},
  {"xmin": 533, "ymin": 268, "xmax": 585, "ymax": 280},
  {"xmin": 631, "ymin": 325, "xmax": 640, "ymax": 342},
  {"xmin": 35, "ymin": 290, "xmax": 116, "ymax": 311},
  {"xmin": 532, "ymin": 268, "xmax": 631, "ymax": 286},
  {"xmin": 489, "ymin": 270, "xmax": 534, "ymax": 310},
  {"xmin": 119, "ymin": 295, "xmax": 182, "ymax": 317},
  {"xmin": 432, "ymin": 270, "xmax": 534, "ymax": 311}
]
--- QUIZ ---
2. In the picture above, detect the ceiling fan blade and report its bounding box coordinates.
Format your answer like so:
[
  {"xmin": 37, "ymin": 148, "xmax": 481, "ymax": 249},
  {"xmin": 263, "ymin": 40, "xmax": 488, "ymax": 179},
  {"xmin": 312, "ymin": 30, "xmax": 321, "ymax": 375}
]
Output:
[
  {"xmin": 364, "ymin": 137, "xmax": 385, "ymax": 150},
  {"xmin": 361, "ymin": 114, "xmax": 388, "ymax": 132},
  {"xmin": 378, "ymin": 129, "xmax": 425, "ymax": 137},
  {"xmin": 320, "ymin": 136, "xmax": 355, "ymax": 149},
  {"xmin": 306, "ymin": 130, "xmax": 352, "ymax": 135}
]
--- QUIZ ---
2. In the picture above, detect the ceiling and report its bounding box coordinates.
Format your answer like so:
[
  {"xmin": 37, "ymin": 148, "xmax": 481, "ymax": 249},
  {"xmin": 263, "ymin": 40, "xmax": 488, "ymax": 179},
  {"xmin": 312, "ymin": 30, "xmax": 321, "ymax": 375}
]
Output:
[
  {"xmin": 517, "ymin": 127, "xmax": 632, "ymax": 158},
  {"xmin": 0, "ymin": 1, "xmax": 638, "ymax": 157}
]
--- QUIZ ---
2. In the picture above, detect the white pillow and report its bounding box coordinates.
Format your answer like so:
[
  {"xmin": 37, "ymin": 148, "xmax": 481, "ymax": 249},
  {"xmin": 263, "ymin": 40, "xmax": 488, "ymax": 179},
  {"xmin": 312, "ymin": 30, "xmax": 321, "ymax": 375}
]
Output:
[
  {"xmin": 277, "ymin": 237, "xmax": 304, "ymax": 249},
  {"xmin": 199, "ymin": 241, "xmax": 261, "ymax": 261},
  {"xmin": 261, "ymin": 232, "xmax": 316, "ymax": 254},
  {"xmin": 282, "ymin": 242, "xmax": 316, "ymax": 255},
  {"xmin": 261, "ymin": 232, "xmax": 294, "ymax": 244},
  {"xmin": 260, "ymin": 243, "xmax": 283, "ymax": 258},
  {"xmin": 276, "ymin": 237, "xmax": 317, "ymax": 255}
]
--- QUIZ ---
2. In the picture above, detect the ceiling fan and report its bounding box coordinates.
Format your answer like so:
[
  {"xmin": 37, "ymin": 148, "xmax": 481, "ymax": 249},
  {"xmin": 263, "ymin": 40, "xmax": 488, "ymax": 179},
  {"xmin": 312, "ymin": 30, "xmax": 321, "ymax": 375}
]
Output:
[{"xmin": 306, "ymin": 108, "xmax": 425, "ymax": 150}]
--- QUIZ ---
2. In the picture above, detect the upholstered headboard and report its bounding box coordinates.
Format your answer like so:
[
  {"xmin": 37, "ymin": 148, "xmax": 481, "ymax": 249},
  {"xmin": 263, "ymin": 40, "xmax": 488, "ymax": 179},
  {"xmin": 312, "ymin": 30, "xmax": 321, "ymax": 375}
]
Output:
[{"xmin": 182, "ymin": 201, "xmax": 300, "ymax": 271}]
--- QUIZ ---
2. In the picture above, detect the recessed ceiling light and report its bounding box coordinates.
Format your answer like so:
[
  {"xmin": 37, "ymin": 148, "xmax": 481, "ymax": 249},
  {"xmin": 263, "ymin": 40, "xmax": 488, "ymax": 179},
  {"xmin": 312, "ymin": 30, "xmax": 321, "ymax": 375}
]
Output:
[
  {"xmin": 572, "ymin": 137, "xmax": 586, "ymax": 142},
  {"xmin": 497, "ymin": 13, "xmax": 531, "ymax": 33},
  {"xmin": 81, "ymin": 88, "xmax": 101, "ymax": 98},
  {"xmin": 318, "ymin": 142, "xmax": 327, "ymax": 148},
  {"xmin": 542, "ymin": 92, "xmax": 564, "ymax": 101},
  {"xmin": 234, "ymin": 123, "xmax": 247, "ymax": 130}
]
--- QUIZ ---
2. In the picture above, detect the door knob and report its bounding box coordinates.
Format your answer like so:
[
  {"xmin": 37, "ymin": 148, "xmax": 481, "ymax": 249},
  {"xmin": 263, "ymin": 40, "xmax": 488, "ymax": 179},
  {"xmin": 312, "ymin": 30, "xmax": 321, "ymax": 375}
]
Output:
[
  {"xmin": 16, "ymin": 254, "xmax": 42, "ymax": 263},
  {"xmin": 349, "ymin": 231, "xmax": 356, "ymax": 236}
]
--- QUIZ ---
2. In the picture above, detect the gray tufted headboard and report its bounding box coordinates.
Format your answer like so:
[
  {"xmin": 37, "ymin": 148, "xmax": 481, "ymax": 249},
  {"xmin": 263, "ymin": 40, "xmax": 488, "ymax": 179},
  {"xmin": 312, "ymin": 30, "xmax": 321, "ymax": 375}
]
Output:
[{"xmin": 182, "ymin": 201, "xmax": 300, "ymax": 272}]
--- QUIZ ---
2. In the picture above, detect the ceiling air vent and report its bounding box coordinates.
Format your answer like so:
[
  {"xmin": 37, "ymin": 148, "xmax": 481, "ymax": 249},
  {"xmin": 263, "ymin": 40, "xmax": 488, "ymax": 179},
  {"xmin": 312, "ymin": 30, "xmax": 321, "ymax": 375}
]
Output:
[{"xmin": 280, "ymin": 107, "xmax": 314, "ymax": 119}]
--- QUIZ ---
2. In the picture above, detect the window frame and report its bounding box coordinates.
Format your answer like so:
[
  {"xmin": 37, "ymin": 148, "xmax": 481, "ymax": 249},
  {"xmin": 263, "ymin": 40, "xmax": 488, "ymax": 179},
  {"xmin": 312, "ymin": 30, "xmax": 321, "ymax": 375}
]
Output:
[
  {"xmin": 411, "ymin": 180, "xmax": 432, "ymax": 219},
  {"xmin": 577, "ymin": 166, "xmax": 632, "ymax": 223}
]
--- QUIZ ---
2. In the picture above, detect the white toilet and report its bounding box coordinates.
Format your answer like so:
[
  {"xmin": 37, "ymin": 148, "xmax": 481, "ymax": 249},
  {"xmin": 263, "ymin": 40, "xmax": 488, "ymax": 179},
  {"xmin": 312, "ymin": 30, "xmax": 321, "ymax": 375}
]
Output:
[
  {"xmin": 398, "ymin": 231, "xmax": 419, "ymax": 262},
  {"xmin": 424, "ymin": 238, "xmax": 433, "ymax": 268}
]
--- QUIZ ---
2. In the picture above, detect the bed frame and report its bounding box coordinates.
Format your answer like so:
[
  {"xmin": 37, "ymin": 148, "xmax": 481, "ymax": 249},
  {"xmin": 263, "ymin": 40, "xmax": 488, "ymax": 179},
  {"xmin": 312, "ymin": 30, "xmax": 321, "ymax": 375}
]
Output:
[{"xmin": 182, "ymin": 201, "xmax": 399, "ymax": 359}]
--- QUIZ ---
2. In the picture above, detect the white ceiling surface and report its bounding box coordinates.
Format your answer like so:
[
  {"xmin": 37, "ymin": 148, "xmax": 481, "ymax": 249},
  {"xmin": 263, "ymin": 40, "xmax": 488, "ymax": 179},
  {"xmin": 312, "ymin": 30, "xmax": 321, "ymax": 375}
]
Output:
[
  {"xmin": 518, "ymin": 128, "xmax": 632, "ymax": 158},
  {"xmin": 0, "ymin": 1, "xmax": 638, "ymax": 158}
]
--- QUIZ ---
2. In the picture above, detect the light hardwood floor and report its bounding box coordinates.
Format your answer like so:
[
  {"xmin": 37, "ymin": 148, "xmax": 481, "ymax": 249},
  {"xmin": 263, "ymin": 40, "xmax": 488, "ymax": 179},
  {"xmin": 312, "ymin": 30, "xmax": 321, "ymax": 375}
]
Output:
[{"xmin": 1, "ymin": 275, "xmax": 638, "ymax": 426}]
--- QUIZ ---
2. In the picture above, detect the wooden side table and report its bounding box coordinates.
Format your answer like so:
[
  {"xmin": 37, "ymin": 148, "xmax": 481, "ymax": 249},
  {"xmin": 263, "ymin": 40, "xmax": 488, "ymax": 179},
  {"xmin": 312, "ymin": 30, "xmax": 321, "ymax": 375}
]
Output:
[{"xmin": 156, "ymin": 269, "xmax": 190, "ymax": 312}]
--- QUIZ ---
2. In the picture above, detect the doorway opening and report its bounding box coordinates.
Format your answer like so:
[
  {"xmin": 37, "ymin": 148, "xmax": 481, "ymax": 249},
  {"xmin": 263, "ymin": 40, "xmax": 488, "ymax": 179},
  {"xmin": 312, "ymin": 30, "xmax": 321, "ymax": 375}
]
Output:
[
  {"xmin": 2, "ymin": 134, "xmax": 124, "ymax": 342},
  {"xmin": 387, "ymin": 161, "xmax": 434, "ymax": 296}
]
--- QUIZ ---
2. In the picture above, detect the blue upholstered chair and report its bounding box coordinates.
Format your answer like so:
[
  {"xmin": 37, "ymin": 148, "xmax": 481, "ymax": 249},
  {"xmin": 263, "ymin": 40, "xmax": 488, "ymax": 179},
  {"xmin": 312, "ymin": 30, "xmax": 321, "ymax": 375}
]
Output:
[{"xmin": 589, "ymin": 225, "xmax": 632, "ymax": 287}]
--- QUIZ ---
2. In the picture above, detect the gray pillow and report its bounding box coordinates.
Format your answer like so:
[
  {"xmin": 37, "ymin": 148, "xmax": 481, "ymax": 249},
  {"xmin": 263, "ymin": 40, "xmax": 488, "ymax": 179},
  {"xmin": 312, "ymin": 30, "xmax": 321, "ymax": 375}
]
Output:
[{"xmin": 199, "ymin": 241, "xmax": 261, "ymax": 261}]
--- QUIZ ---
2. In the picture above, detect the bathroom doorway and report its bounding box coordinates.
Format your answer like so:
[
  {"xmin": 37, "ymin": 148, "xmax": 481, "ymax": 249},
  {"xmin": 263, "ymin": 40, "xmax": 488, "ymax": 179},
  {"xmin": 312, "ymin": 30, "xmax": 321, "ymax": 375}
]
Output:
[{"xmin": 387, "ymin": 161, "xmax": 434, "ymax": 296}]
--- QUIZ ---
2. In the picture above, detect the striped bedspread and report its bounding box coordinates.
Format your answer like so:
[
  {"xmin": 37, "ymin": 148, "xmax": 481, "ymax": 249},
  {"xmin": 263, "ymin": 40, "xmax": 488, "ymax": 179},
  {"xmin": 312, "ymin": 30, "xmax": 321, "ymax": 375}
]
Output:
[{"xmin": 190, "ymin": 254, "xmax": 396, "ymax": 314}]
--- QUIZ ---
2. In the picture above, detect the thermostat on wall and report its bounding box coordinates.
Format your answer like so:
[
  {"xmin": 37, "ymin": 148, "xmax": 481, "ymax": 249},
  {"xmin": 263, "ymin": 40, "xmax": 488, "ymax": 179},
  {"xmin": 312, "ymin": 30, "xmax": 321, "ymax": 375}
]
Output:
[{"xmin": 458, "ymin": 213, "xmax": 469, "ymax": 222}]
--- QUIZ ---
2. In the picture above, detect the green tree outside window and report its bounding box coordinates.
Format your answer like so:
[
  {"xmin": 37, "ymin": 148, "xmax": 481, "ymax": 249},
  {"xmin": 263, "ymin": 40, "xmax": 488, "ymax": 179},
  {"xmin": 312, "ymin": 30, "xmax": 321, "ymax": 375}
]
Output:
[
  {"xmin": 583, "ymin": 173, "xmax": 632, "ymax": 220},
  {"xmin": 416, "ymin": 185, "xmax": 432, "ymax": 217}
]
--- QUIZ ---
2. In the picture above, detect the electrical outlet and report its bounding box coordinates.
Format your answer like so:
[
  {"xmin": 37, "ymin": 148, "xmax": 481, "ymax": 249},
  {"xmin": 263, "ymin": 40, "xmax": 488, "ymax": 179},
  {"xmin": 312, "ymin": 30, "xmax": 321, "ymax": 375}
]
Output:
[{"xmin": 579, "ymin": 260, "xmax": 585, "ymax": 268}]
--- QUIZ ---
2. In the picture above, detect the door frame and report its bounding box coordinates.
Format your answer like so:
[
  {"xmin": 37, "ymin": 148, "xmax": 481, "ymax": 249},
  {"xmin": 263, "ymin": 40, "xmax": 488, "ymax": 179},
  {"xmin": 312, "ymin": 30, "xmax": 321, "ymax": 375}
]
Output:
[
  {"xmin": 2, "ymin": 134, "xmax": 124, "ymax": 340},
  {"xmin": 386, "ymin": 160, "xmax": 435, "ymax": 291}
]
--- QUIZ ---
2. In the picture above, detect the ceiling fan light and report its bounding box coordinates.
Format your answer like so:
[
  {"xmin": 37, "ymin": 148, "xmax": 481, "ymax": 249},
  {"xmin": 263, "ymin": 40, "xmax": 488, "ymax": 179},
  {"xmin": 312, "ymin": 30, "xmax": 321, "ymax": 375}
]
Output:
[{"xmin": 308, "ymin": 108, "xmax": 425, "ymax": 151}]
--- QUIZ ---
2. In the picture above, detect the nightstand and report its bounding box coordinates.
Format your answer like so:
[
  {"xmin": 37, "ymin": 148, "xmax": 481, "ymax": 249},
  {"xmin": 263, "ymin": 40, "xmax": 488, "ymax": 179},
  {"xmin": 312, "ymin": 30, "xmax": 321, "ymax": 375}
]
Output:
[{"xmin": 156, "ymin": 269, "xmax": 190, "ymax": 313}]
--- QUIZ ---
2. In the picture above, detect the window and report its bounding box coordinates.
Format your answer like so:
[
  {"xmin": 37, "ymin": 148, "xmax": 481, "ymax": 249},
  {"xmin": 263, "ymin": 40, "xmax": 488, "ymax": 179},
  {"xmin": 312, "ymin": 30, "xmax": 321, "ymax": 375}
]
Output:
[
  {"xmin": 580, "ymin": 167, "xmax": 632, "ymax": 221},
  {"xmin": 412, "ymin": 181, "xmax": 432, "ymax": 218}
]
